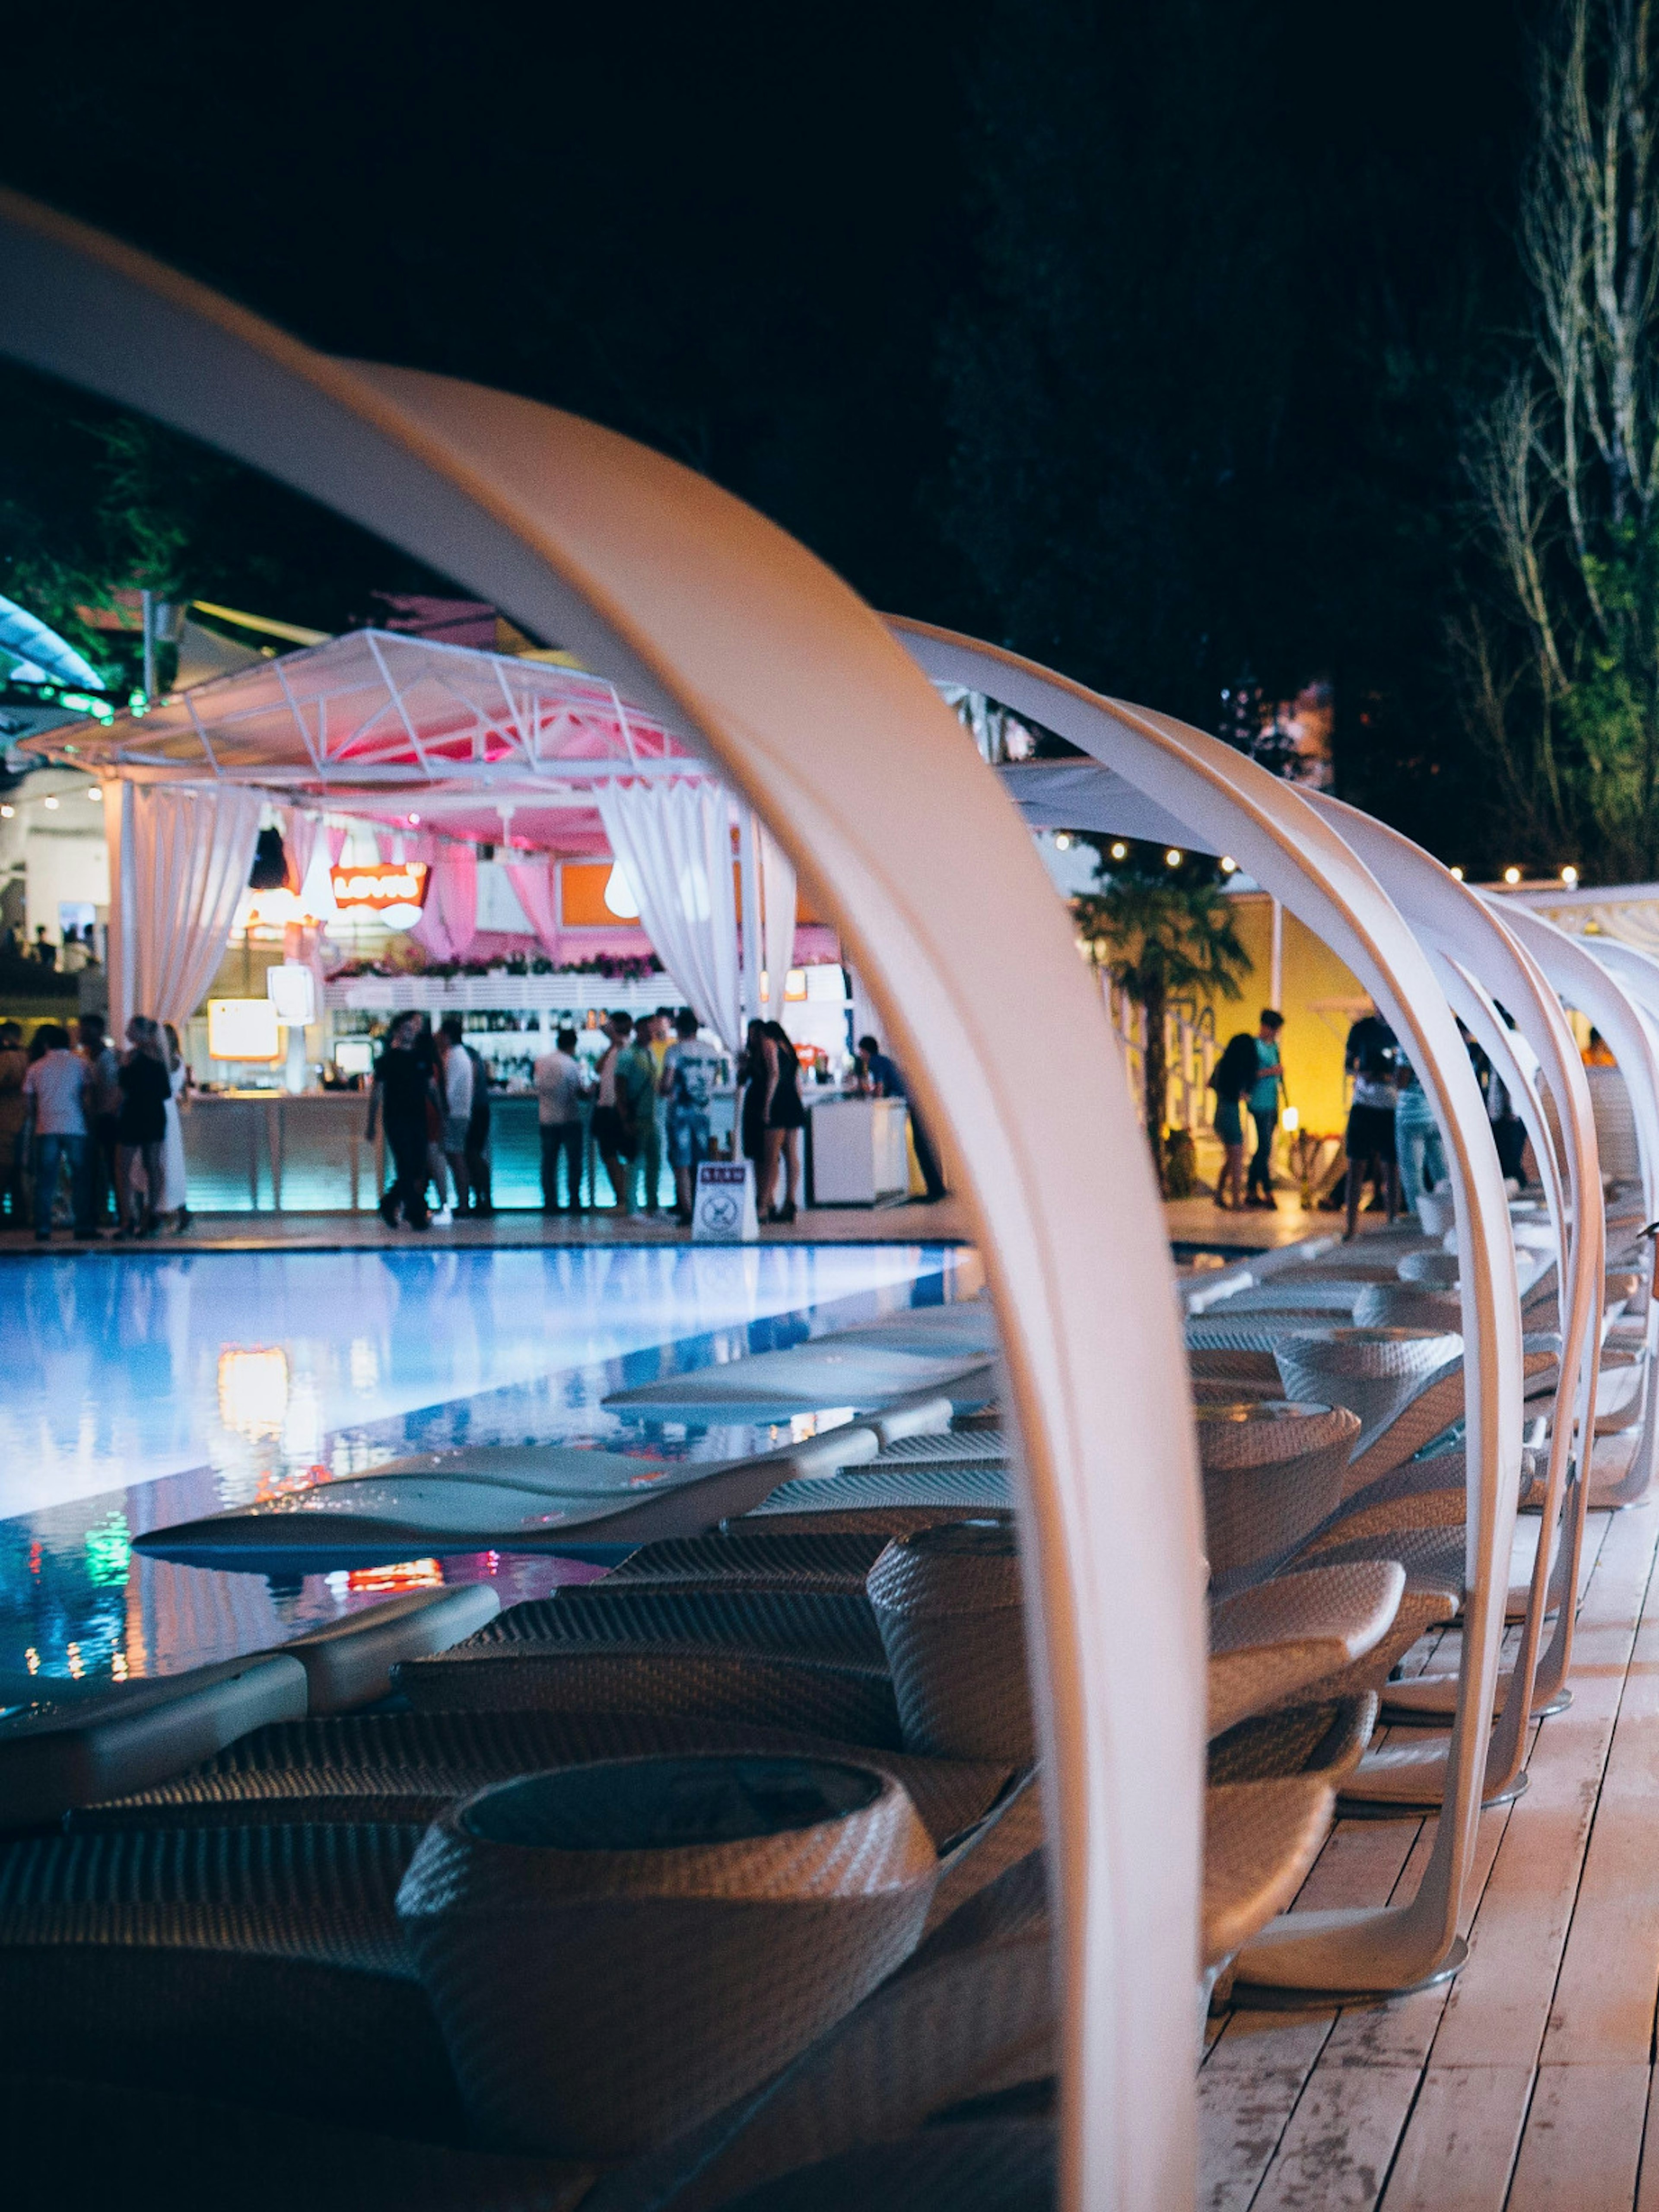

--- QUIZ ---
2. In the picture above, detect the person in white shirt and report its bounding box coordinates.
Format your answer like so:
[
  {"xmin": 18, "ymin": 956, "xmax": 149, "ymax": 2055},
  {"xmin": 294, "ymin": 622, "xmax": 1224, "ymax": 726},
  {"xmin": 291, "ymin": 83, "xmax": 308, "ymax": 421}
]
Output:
[
  {"xmin": 659, "ymin": 1008, "xmax": 722, "ymax": 1224},
  {"xmin": 431, "ymin": 1013, "xmax": 477, "ymax": 1221},
  {"xmin": 21, "ymin": 1023, "xmax": 93, "ymax": 1241},
  {"xmin": 435, "ymin": 1019, "xmax": 476, "ymax": 1217},
  {"xmin": 534, "ymin": 1025, "xmax": 588, "ymax": 1213}
]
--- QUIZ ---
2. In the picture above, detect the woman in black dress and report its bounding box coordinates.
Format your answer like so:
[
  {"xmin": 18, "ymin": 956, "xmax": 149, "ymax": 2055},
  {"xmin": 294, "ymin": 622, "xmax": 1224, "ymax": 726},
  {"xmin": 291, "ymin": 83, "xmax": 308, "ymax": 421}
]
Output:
[
  {"xmin": 115, "ymin": 1015, "xmax": 171, "ymax": 1236},
  {"xmin": 762, "ymin": 1020, "xmax": 806, "ymax": 1224},
  {"xmin": 737, "ymin": 1018, "xmax": 774, "ymax": 1205}
]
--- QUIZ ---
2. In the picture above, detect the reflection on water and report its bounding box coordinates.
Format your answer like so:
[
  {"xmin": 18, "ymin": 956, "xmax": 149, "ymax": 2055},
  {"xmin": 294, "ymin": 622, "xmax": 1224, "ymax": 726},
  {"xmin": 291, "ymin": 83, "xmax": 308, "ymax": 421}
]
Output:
[{"xmin": 0, "ymin": 1242, "xmax": 969, "ymax": 1686}]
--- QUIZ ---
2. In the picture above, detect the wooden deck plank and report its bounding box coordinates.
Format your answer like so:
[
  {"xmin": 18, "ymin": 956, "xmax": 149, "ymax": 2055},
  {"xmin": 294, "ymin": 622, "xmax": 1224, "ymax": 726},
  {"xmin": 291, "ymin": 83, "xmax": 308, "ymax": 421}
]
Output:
[
  {"xmin": 1199, "ymin": 2017, "xmax": 1334, "ymax": 2212},
  {"xmin": 1376, "ymin": 2063, "xmax": 1532, "ymax": 2212},
  {"xmin": 1321, "ymin": 1796, "xmax": 1513, "ymax": 2072},
  {"xmin": 1540, "ymin": 1507, "xmax": 1659, "ymax": 2067},
  {"xmin": 1630, "ymin": 2063, "xmax": 1659, "ymax": 2211},
  {"xmin": 1428, "ymin": 1502, "xmax": 1659, "ymax": 2071},
  {"xmin": 1244, "ymin": 2063, "xmax": 1422, "ymax": 2212},
  {"xmin": 1198, "ymin": 1478, "xmax": 1656, "ymax": 2209},
  {"xmin": 1506, "ymin": 2063, "xmax": 1650, "ymax": 2212}
]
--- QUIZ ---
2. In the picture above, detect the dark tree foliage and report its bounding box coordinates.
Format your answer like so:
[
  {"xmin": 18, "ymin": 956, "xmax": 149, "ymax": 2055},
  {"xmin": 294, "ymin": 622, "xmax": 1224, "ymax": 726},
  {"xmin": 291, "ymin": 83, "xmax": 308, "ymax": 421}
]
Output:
[
  {"xmin": 941, "ymin": 0, "xmax": 1530, "ymax": 866},
  {"xmin": 941, "ymin": 0, "xmax": 1306, "ymax": 725},
  {"xmin": 0, "ymin": 2, "xmax": 1537, "ymax": 871}
]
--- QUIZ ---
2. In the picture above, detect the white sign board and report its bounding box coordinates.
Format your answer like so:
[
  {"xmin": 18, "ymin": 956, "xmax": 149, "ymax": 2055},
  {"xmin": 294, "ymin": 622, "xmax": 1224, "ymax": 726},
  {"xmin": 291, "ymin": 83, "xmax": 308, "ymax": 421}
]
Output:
[{"xmin": 692, "ymin": 1160, "xmax": 760, "ymax": 1242}]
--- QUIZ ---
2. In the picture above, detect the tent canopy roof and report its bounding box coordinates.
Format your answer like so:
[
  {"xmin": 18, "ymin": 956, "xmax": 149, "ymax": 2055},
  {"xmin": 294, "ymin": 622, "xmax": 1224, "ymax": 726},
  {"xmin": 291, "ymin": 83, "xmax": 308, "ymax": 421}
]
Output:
[{"xmin": 20, "ymin": 626, "xmax": 715, "ymax": 854}]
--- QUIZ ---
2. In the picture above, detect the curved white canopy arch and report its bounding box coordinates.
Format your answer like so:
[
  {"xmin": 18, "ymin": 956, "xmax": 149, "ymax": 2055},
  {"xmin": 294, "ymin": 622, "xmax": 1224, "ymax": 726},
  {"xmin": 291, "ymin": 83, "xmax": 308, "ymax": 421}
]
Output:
[
  {"xmin": 1497, "ymin": 907, "xmax": 1659, "ymax": 1507},
  {"xmin": 0, "ymin": 194, "xmax": 1203, "ymax": 2210},
  {"xmin": 892, "ymin": 615, "xmax": 1522, "ymax": 1998},
  {"xmin": 1305, "ymin": 798, "xmax": 1603, "ymax": 1773}
]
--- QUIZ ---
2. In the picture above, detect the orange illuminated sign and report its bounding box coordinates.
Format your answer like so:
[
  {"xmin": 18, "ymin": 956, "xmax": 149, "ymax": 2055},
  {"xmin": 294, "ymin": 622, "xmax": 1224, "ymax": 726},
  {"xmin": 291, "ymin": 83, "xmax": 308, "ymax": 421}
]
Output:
[{"xmin": 330, "ymin": 861, "xmax": 430, "ymax": 912}]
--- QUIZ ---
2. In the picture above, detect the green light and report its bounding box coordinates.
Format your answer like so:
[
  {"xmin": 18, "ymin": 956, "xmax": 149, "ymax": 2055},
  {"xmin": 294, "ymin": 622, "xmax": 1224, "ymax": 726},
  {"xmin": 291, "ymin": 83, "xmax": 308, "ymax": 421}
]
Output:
[{"xmin": 84, "ymin": 1511, "xmax": 131, "ymax": 1589}]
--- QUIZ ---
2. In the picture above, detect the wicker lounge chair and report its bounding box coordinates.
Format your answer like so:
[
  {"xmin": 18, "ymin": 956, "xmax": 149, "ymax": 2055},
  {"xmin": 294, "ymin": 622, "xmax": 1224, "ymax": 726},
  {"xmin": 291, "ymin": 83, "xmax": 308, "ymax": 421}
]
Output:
[
  {"xmin": 133, "ymin": 1431, "xmax": 892, "ymax": 1573},
  {"xmin": 0, "ymin": 1589, "xmax": 503, "ymax": 1831}
]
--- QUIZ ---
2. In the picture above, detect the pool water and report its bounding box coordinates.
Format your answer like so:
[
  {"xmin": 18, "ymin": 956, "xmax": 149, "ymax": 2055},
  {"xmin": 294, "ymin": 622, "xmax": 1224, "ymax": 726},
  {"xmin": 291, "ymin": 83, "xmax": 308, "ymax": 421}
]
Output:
[{"xmin": 0, "ymin": 1242, "xmax": 973, "ymax": 1686}]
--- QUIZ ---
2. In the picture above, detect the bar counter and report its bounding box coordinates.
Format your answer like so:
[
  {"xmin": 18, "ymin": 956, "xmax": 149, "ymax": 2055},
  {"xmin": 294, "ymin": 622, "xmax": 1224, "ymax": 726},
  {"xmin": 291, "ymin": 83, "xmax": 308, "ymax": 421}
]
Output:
[{"xmin": 178, "ymin": 1088, "xmax": 741, "ymax": 1213}]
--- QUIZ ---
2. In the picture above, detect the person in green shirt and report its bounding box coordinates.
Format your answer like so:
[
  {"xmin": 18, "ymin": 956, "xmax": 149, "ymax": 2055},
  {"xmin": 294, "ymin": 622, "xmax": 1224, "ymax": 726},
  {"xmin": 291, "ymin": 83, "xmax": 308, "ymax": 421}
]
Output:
[{"xmin": 1246, "ymin": 1009, "xmax": 1286, "ymax": 1208}]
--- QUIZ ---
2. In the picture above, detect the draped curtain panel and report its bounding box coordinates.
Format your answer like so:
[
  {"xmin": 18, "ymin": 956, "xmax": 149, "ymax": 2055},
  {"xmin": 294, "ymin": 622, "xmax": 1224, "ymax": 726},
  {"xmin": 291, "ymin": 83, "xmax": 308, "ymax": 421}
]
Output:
[
  {"xmin": 279, "ymin": 808, "xmax": 320, "ymax": 898},
  {"xmin": 127, "ymin": 784, "xmax": 263, "ymax": 1028},
  {"xmin": 596, "ymin": 780, "xmax": 742, "ymax": 1049},
  {"xmin": 505, "ymin": 857, "xmax": 562, "ymax": 960},
  {"xmin": 758, "ymin": 818, "xmax": 797, "ymax": 1027},
  {"xmin": 413, "ymin": 841, "xmax": 478, "ymax": 964}
]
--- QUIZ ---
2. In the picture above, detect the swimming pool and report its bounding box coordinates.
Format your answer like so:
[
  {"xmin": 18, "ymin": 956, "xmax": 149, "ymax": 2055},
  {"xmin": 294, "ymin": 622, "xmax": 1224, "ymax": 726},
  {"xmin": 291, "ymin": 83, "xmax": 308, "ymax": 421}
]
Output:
[{"xmin": 0, "ymin": 1242, "xmax": 973, "ymax": 1685}]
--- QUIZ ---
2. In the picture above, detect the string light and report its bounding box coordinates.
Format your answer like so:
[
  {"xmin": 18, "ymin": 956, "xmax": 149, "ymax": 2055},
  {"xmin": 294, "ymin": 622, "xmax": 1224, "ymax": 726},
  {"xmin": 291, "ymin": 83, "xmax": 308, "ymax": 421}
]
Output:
[
  {"xmin": 1449, "ymin": 866, "xmax": 1464, "ymax": 880},
  {"xmin": 1164, "ymin": 848, "xmax": 1183, "ymax": 868},
  {"xmin": 1219, "ymin": 855, "xmax": 1237, "ymax": 874},
  {"xmin": 1503, "ymin": 866, "xmax": 1522, "ymax": 885},
  {"xmin": 42, "ymin": 796, "xmax": 58, "ymax": 810},
  {"xmin": 1561, "ymin": 864, "xmax": 1579, "ymax": 886},
  {"xmin": 1109, "ymin": 841, "xmax": 1128, "ymax": 861},
  {"xmin": 408, "ymin": 812, "xmax": 421, "ymax": 826},
  {"xmin": 1054, "ymin": 833, "xmax": 1072, "ymax": 850},
  {"xmin": 0, "ymin": 806, "xmax": 13, "ymax": 820}
]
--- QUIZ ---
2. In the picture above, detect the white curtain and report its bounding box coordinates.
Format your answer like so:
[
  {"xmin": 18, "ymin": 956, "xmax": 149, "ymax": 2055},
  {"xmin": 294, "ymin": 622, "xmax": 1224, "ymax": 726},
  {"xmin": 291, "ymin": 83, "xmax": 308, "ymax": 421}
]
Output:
[
  {"xmin": 596, "ymin": 779, "xmax": 741, "ymax": 1049},
  {"xmin": 505, "ymin": 857, "xmax": 562, "ymax": 959},
  {"xmin": 125, "ymin": 784, "xmax": 263, "ymax": 1028},
  {"xmin": 758, "ymin": 818, "xmax": 797, "ymax": 1026},
  {"xmin": 414, "ymin": 841, "xmax": 478, "ymax": 963},
  {"xmin": 280, "ymin": 808, "xmax": 320, "ymax": 898}
]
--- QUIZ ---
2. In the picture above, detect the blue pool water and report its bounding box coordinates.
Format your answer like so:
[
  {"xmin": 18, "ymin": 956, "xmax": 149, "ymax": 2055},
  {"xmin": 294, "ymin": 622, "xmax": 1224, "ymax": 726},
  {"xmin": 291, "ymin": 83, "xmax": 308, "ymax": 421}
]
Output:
[{"xmin": 0, "ymin": 1242, "xmax": 972, "ymax": 1685}]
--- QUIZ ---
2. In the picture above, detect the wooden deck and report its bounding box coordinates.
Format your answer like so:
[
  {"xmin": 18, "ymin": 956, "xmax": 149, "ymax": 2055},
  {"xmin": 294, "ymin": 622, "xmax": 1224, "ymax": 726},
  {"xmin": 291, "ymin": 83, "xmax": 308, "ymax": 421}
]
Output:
[{"xmin": 1204, "ymin": 1475, "xmax": 1659, "ymax": 2210}]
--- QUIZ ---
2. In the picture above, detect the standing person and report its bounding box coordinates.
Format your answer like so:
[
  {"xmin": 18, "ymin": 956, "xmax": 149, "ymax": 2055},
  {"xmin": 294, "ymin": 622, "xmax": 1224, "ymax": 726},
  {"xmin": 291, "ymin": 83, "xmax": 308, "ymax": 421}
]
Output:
[
  {"xmin": 854, "ymin": 1032, "xmax": 946, "ymax": 1203},
  {"xmin": 463, "ymin": 1031, "xmax": 493, "ymax": 1216},
  {"xmin": 1487, "ymin": 1066, "xmax": 1529, "ymax": 1189},
  {"xmin": 534, "ymin": 1024, "xmax": 588, "ymax": 1213},
  {"xmin": 591, "ymin": 1013, "xmax": 639, "ymax": 1214},
  {"xmin": 738, "ymin": 1018, "xmax": 775, "ymax": 1209},
  {"xmin": 0, "ymin": 1020, "xmax": 26, "ymax": 1224},
  {"xmin": 1207, "ymin": 1031, "xmax": 1258, "ymax": 1211},
  {"xmin": 1342, "ymin": 1008, "xmax": 1400, "ymax": 1241},
  {"xmin": 659, "ymin": 1008, "xmax": 721, "ymax": 1224},
  {"xmin": 20, "ymin": 1023, "xmax": 91, "ymax": 1241},
  {"xmin": 761, "ymin": 1020, "xmax": 807, "ymax": 1224},
  {"xmin": 115, "ymin": 1016, "xmax": 170, "ymax": 1236},
  {"xmin": 629, "ymin": 1012, "xmax": 665, "ymax": 1214},
  {"xmin": 1246, "ymin": 1009, "xmax": 1286, "ymax": 1209},
  {"xmin": 435, "ymin": 1018, "xmax": 475, "ymax": 1216},
  {"xmin": 78, "ymin": 1013, "xmax": 121, "ymax": 1228},
  {"xmin": 1394, "ymin": 1053, "xmax": 1449, "ymax": 1218},
  {"xmin": 617, "ymin": 1018, "xmax": 661, "ymax": 1213},
  {"xmin": 367, "ymin": 1012, "xmax": 436, "ymax": 1230},
  {"xmin": 32, "ymin": 925, "xmax": 55, "ymax": 970},
  {"xmin": 159, "ymin": 1022, "xmax": 192, "ymax": 1233}
]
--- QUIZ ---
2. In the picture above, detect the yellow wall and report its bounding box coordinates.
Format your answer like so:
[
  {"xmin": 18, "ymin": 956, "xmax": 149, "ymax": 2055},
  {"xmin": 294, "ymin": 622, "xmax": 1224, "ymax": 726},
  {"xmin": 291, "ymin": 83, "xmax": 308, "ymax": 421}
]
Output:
[{"xmin": 1192, "ymin": 890, "xmax": 1366, "ymax": 1138}]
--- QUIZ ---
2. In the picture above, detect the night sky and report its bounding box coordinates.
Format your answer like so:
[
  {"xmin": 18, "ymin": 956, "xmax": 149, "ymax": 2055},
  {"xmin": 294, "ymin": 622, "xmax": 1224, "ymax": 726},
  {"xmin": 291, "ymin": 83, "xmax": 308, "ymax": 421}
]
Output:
[{"xmin": 1, "ymin": 0, "xmax": 1536, "ymax": 857}]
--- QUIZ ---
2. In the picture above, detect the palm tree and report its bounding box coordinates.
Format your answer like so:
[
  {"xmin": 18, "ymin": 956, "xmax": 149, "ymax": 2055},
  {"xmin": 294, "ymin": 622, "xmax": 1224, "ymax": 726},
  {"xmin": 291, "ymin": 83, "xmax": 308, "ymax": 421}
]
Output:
[{"xmin": 1075, "ymin": 852, "xmax": 1250, "ymax": 1193}]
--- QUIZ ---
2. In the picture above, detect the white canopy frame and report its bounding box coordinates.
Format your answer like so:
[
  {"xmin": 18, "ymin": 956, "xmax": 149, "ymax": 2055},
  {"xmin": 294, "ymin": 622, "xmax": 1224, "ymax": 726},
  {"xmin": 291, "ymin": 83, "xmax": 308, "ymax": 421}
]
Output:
[
  {"xmin": 1499, "ymin": 910, "xmax": 1659, "ymax": 1511},
  {"xmin": 1307, "ymin": 800, "xmax": 1603, "ymax": 1790},
  {"xmin": 0, "ymin": 193, "xmax": 1205, "ymax": 2210},
  {"xmin": 892, "ymin": 616, "xmax": 1522, "ymax": 2002},
  {"xmin": 23, "ymin": 622, "xmax": 705, "ymax": 792}
]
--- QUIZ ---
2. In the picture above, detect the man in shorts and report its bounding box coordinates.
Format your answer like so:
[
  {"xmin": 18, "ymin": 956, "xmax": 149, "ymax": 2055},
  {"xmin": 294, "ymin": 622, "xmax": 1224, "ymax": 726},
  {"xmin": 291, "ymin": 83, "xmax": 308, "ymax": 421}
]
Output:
[
  {"xmin": 659, "ymin": 1008, "xmax": 722, "ymax": 1224},
  {"xmin": 1343, "ymin": 1009, "xmax": 1400, "ymax": 1240}
]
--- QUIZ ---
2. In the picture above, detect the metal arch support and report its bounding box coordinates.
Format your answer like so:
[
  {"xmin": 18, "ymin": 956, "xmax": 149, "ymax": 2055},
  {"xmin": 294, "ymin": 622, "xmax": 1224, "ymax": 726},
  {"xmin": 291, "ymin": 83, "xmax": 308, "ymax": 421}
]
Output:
[
  {"xmin": 890, "ymin": 615, "xmax": 1522, "ymax": 1999},
  {"xmin": 0, "ymin": 191, "xmax": 1205, "ymax": 2212}
]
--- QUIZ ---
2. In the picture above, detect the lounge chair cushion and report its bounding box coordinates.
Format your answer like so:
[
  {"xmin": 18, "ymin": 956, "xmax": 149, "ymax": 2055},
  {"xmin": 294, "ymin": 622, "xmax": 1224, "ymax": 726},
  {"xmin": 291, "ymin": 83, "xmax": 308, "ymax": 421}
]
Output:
[{"xmin": 0, "ymin": 1653, "xmax": 309, "ymax": 1831}]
